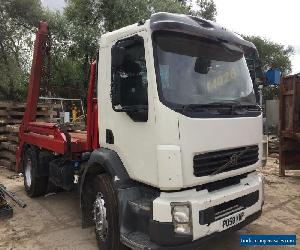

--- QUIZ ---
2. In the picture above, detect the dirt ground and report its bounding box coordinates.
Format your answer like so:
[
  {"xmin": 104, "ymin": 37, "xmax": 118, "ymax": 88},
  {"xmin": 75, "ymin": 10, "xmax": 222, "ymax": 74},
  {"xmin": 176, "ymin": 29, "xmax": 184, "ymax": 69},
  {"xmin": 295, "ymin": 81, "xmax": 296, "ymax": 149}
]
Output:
[{"xmin": 0, "ymin": 157, "xmax": 299, "ymax": 250}]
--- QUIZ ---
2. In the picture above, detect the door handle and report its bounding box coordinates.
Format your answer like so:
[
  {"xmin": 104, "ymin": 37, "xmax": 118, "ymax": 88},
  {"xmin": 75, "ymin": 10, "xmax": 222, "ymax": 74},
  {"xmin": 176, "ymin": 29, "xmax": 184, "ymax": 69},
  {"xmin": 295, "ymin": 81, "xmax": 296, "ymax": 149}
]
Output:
[{"xmin": 106, "ymin": 129, "xmax": 114, "ymax": 144}]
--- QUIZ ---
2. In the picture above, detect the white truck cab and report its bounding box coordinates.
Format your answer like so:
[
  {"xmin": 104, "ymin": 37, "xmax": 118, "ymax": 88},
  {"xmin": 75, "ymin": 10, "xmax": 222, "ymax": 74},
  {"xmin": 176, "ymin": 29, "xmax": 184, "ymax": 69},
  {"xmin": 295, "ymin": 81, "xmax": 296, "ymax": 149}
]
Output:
[{"xmin": 85, "ymin": 12, "xmax": 264, "ymax": 249}]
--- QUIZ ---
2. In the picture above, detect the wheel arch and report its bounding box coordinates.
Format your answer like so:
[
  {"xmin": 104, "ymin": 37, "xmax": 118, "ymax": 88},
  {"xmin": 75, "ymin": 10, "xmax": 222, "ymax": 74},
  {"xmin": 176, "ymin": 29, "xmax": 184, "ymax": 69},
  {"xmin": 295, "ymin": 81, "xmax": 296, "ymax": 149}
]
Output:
[{"xmin": 80, "ymin": 147, "xmax": 131, "ymax": 228}]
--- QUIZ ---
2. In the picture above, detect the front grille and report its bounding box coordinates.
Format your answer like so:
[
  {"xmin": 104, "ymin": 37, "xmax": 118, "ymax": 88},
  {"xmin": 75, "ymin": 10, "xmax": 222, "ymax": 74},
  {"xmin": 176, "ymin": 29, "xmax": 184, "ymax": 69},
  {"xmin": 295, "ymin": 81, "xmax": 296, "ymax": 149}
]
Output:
[{"xmin": 193, "ymin": 145, "xmax": 259, "ymax": 177}]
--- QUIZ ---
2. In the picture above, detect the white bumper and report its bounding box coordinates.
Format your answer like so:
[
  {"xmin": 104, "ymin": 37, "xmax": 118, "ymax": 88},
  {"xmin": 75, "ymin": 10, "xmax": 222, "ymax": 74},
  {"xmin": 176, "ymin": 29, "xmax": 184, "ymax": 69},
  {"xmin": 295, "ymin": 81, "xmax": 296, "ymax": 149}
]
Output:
[{"xmin": 152, "ymin": 172, "xmax": 264, "ymax": 241}]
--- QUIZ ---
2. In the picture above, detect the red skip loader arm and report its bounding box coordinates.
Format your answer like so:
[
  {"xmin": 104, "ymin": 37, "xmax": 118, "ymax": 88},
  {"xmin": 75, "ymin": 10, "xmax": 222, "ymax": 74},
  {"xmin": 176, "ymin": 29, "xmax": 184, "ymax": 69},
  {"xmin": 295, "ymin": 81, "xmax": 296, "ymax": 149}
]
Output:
[
  {"xmin": 16, "ymin": 21, "xmax": 50, "ymax": 171},
  {"xmin": 86, "ymin": 61, "xmax": 99, "ymax": 150},
  {"xmin": 23, "ymin": 22, "xmax": 50, "ymax": 127},
  {"xmin": 16, "ymin": 21, "xmax": 99, "ymax": 172}
]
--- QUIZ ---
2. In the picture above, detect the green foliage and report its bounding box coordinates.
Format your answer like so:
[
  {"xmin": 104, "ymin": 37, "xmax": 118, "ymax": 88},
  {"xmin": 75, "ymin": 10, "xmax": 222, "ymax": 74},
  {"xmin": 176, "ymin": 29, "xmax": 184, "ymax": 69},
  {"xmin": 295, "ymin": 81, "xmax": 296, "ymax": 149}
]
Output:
[
  {"xmin": 60, "ymin": 0, "xmax": 216, "ymax": 95},
  {"xmin": 2, "ymin": 0, "xmax": 43, "ymax": 28},
  {"xmin": 187, "ymin": 0, "xmax": 217, "ymax": 21},
  {"xmin": 262, "ymin": 86, "xmax": 279, "ymax": 101},
  {"xmin": 63, "ymin": 0, "xmax": 190, "ymax": 89},
  {"xmin": 243, "ymin": 36, "xmax": 294, "ymax": 100},
  {"xmin": 244, "ymin": 35, "xmax": 294, "ymax": 76},
  {"xmin": 41, "ymin": 10, "xmax": 86, "ymax": 97},
  {"xmin": 1, "ymin": 0, "xmax": 295, "ymax": 106},
  {"xmin": 0, "ymin": 0, "xmax": 217, "ymax": 100},
  {"xmin": 65, "ymin": 0, "xmax": 189, "ymax": 32},
  {"xmin": 0, "ymin": 0, "xmax": 43, "ymax": 100},
  {"xmin": 0, "ymin": 0, "xmax": 216, "ymax": 99}
]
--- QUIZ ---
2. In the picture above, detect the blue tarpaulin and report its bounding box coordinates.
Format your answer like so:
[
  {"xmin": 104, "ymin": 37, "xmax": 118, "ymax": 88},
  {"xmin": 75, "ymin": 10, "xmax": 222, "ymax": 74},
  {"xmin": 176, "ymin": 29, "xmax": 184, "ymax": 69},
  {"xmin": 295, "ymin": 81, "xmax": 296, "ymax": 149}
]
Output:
[{"xmin": 265, "ymin": 69, "xmax": 281, "ymax": 85}]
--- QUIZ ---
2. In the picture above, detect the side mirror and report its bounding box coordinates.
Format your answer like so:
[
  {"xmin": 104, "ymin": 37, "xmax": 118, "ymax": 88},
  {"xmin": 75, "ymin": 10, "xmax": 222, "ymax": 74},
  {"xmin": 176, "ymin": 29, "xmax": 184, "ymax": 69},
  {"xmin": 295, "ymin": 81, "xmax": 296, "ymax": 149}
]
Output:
[
  {"xmin": 194, "ymin": 57, "xmax": 211, "ymax": 74},
  {"xmin": 127, "ymin": 109, "xmax": 148, "ymax": 122}
]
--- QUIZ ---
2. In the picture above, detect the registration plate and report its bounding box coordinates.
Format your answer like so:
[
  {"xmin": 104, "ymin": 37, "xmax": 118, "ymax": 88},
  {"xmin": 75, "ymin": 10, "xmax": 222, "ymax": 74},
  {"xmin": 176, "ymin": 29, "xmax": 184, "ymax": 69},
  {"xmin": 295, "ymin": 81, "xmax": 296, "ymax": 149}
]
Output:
[{"xmin": 221, "ymin": 211, "xmax": 245, "ymax": 230}]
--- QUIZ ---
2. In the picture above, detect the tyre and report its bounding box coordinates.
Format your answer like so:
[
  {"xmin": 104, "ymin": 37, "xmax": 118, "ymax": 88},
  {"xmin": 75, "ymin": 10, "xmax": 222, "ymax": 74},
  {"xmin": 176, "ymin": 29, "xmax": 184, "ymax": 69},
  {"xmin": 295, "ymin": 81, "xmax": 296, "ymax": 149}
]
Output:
[
  {"xmin": 93, "ymin": 174, "xmax": 129, "ymax": 250},
  {"xmin": 23, "ymin": 146, "xmax": 48, "ymax": 197}
]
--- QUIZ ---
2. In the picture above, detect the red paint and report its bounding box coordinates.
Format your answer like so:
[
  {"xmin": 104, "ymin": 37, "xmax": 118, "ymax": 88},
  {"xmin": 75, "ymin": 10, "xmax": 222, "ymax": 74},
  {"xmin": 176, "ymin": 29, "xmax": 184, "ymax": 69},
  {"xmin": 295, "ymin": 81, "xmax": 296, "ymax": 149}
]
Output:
[{"xmin": 86, "ymin": 61, "xmax": 99, "ymax": 150}]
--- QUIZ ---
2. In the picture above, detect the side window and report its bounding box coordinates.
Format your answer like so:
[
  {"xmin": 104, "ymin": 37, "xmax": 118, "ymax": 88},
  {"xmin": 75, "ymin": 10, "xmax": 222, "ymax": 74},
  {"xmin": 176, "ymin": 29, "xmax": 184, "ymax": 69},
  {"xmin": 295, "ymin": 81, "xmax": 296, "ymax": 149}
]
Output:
[{"xmin": 111, "ymin": 36, "xmax": 148, "ymax": 109}]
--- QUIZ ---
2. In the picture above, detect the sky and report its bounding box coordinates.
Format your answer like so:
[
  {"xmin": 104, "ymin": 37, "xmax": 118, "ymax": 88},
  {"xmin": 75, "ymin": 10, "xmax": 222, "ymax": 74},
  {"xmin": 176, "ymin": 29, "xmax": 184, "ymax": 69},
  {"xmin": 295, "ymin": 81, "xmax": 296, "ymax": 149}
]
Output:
[
  {"xmin": 214, "ymin": 0, "xmax": 300, "ymax": 74},
  {"xmin": 41, "ymin": 0, "xmax": 65, "ymax": 12},
  {"xmin": 41, "ymin": 0, "xmax": 300, "ymax": 73}
]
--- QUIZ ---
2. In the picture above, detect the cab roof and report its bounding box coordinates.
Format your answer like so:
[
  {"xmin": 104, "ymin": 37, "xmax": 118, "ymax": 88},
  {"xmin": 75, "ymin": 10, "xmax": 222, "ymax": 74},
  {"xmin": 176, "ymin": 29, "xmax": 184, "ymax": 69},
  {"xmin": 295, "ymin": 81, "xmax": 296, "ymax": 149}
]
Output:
[
  {"xmin": 100, "ymin": 12, "xmax": 257, "ymax": 56},
  {"xmin": 150, "ymin": 12, "xmax": 257, "ymax": 54}
]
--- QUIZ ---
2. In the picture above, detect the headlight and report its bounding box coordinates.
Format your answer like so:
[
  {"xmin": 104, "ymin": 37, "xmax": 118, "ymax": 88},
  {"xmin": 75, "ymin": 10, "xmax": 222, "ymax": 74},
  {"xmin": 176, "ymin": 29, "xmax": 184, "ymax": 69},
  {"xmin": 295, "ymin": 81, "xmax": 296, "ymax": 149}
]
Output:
[
  {"xmin": 171, "ymin": 202, "xmax": 192, "ymax": 235},
  {"xmin": 173, "ymin": 205, "xmax": 190, "ymax": 223}
]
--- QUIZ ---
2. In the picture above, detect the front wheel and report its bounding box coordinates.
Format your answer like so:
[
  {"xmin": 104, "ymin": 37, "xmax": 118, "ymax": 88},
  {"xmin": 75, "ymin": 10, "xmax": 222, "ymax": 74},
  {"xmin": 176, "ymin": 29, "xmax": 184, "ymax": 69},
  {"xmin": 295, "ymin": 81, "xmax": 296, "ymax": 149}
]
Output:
[{"xmin": 93, "ymin": 174, "xmax": 129, "ymax": 250}]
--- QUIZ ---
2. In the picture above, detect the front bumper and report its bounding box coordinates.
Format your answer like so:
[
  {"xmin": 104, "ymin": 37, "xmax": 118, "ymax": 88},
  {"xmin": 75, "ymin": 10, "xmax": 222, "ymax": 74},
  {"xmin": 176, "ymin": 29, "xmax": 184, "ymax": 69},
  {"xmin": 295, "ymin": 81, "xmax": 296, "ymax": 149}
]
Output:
[
  {"xmin": 155, "ymin": 210, "xmax": 261, "ymax": 250},
  {"xmin": 124, "ymin": 210, "xmax": 261, "ymax": 250},
  {"xmin": 121, "ymin": 172, "xmax": 263, "ymax": 249}
]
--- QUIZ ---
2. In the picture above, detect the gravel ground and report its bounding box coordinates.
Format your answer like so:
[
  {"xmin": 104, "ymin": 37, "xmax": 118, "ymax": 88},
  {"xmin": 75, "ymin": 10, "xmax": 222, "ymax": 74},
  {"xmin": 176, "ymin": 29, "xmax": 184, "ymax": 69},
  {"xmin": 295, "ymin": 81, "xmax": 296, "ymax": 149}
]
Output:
[{"xmin": 0, "ymin": 157, "xmax": 299, "ymax": 250}]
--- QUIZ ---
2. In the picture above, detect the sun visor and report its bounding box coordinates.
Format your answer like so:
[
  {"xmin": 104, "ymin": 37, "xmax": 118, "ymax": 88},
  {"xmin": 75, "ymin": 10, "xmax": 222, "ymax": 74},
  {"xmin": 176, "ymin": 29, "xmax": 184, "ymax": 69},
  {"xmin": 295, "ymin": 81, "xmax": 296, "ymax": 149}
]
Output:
[{"xmin": 150, "ymin": 12, "xmax": 257, "ymax": 54}]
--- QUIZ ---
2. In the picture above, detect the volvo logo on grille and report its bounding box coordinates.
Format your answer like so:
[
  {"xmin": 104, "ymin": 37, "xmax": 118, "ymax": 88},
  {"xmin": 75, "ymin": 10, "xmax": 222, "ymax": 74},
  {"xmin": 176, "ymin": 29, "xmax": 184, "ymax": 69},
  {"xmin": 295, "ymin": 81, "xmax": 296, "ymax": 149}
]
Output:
[
  {"xmin": 210, "ymin": 147, "xmax": 250, "ymax": 175},
  {"xmin": 229, "ymin": 154, "xmax": 239, "ymax": 165}
]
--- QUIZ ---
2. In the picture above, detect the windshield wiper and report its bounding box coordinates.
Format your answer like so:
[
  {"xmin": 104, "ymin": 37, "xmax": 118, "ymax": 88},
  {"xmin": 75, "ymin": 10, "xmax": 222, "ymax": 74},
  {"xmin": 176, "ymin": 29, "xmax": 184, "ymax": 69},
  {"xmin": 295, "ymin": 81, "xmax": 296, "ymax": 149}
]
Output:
[
  {"xmin": 182, "ymin": 102, "xmax": 261, "ymax": 116},
  {"xmin": 183, "ymin": 101, "xmax": 260, "ymax": 111},
  {"xmin": 182, "ymin": 103, "xmax": 220, "ymax": 114},
  {"xmin": 182, "ymin": 101, "xmax": 237, "ymax": 113}
]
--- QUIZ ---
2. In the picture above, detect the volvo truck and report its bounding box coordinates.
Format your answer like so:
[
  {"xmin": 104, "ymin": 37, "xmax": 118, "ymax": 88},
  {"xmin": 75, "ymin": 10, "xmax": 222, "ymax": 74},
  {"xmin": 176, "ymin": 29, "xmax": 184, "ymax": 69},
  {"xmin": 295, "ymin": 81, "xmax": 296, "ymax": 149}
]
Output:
[{"xmin": 17, "ymin": 12, "xmax": 264, "ymax": 250}]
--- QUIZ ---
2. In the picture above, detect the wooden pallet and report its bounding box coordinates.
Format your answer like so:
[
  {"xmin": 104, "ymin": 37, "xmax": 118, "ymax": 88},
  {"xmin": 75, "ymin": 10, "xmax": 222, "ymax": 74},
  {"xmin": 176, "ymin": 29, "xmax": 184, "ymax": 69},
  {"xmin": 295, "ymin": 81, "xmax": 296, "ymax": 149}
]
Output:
[
  {"xmin": 0, "ymin": 159, "xmax": 15, "ymax": 170},
  {"xmin": 0, "ymin": 141, "xmax": 18, "ymax": 152},
  {"xmin": 0, "ymin": 150, "xmax": 16, "ymax": 163},
  {"xmin": 0, "ymin": 119, "xmax": 22, "ymax": 125},
  {"xmin": 0, "ymin": 110, "xmax": 8, "ymax": 116},
  {"xmin": 0, "ymin": 135, "xmax": 8, "ymax": 142},
  {"xmin": 0, "ymin": 102, "xmax": 9, "ymax": 108},
  {"xmin": 0, "ymin": 126, "xmax": 7, "ymax": 133},
  {"xmin": 0, "ymin": 101, "xmax": 60, "ymax": 171},
  {"xmin": 8, "ymin": 110, "xmax": 57, "ymax": 117},
  {"xmin": 6, "ymin": 135, "xmax": 18, "ymax": 143},
  {"xmin": 5, "ymin": 125, "xmax": 20, "ymax": 134}
]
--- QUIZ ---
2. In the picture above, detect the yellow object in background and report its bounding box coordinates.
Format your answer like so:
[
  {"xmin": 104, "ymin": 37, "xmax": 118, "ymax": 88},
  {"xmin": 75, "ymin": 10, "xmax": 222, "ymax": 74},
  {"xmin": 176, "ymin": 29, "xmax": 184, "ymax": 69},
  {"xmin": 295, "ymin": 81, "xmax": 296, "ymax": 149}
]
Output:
[{"xmin": 71, "ymin": 104, "xmax": 78, "ymax": 122}]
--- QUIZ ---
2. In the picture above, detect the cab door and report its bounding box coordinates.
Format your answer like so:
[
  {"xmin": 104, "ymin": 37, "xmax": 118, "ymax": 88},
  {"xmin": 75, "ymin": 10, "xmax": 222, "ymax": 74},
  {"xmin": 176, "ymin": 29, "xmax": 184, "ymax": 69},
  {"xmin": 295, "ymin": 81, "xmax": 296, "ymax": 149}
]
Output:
[{"xmin": 98, "ymin": 30, "xmax": 158, "ymax": 186}]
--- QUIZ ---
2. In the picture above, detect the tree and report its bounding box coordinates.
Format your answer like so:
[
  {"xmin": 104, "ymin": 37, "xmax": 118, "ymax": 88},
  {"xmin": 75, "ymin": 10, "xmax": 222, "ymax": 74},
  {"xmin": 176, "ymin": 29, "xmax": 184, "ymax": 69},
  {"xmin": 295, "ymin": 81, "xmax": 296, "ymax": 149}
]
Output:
[
  {"xmin": 65, "ymin": 0, "xmax": 190, "ymax": 32},
  {"xmin": 0, "ymin": 0, "xmax": 217, "ymax": 100},
  {"xmin": 243, "ymin": 36, "xmax": 295, "ymax": 100},
  {"xmin": 244, "ymin": 35, "xmax": 294, "ymax": 76},
  {"xmin": 63, "ymin": 0, "xmax": 190, "ymax": 88},
  {"xmin": 0, "ymin": 0, "xmax": 43, "ymax": 100},
  {"xmin": 41, "ymin": 10, "xmax": 87, "ymax": 97},
  {"xmin": 62, "ymin": 0, "xmax": 216, "ymax": 92},
  {"xmin": 187, "ymin": 0, "xmax": 217, "ymax": 21}
]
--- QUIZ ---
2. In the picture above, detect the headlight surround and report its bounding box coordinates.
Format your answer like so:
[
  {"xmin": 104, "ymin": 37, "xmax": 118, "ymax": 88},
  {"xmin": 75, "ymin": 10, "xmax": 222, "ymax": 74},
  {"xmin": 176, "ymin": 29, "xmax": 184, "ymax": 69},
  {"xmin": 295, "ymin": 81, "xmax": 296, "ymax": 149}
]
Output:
[{"xmin": 171, "ymin": 202, "xmax": 192, "ymax": 235}]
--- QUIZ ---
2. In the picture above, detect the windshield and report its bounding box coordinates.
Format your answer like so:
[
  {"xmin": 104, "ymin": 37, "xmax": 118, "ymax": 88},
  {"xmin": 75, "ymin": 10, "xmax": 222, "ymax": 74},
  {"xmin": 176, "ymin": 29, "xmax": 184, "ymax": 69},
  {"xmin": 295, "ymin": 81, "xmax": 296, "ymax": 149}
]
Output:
[{"xmin": 153, "ymin": 32, "xmax": 257, "ymax": 107}]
